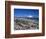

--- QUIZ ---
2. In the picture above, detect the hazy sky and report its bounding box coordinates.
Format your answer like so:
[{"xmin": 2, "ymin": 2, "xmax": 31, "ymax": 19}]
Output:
[{"xmin": 14, "ymin": 9, "xmax": 39, "ymax": 17}]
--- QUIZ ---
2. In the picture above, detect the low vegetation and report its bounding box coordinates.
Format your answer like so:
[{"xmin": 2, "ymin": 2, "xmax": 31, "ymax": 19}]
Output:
[{"xmin": 14, "ymin": 18, "xmax": 39, "ymax": 30}]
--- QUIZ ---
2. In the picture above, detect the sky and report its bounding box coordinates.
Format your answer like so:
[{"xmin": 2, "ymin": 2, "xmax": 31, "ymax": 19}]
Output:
[{"xmin": 14, "ymin": 9, "xmax": 39, "ymax": 17}]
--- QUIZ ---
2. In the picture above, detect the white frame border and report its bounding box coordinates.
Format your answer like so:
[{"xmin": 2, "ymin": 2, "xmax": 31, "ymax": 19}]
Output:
[{"xmin": 11, "ymin": 5, "xmax": 42, "ymax": 34}]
